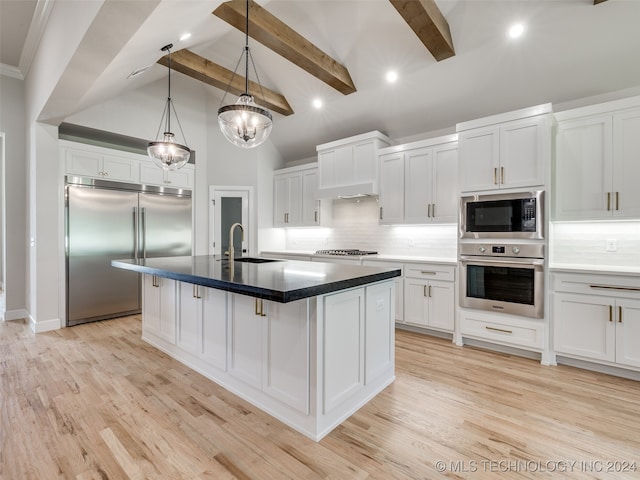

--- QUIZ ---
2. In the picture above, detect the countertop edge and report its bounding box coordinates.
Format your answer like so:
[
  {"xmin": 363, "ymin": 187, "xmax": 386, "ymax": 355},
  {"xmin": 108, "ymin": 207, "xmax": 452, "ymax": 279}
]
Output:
[{"xmin": 112, "ymin": 259, "xmax": 401, "ymax": 302}]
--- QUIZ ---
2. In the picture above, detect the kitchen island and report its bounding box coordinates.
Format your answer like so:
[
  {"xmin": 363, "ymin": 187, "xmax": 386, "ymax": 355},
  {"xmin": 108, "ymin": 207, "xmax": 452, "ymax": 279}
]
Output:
[{"xmin": 112, "ymin": 255, "xmax": 400, "ymax": 441}]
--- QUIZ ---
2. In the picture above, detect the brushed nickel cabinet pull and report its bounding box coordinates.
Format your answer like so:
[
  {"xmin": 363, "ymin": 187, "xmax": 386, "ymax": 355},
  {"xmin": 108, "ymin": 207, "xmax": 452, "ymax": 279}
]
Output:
[
  {"xmin": 314, "ymin": 210, "xmax": 318, "ymax": 223},
  {"xmin": 609, "ymin": 305, "xmax": 613, "ymax": 322},
  {"xmin": 486, "ymin": 326, "xmax": 513, "ymax": 334},
  {"xmin": 379, "ymin": 207, "xmax": 383, "ymax": 220},
  {"xmin": 428, "ymin": 285, "xmax": 432, "ymax": 298},
  {"xmin": 616, "ymin": 191, "xmax": 619, "ymax": 211},
  {"xmin": 607, "ymin": 192, "xmax": 611, "ymax": 211},
  {"xmin": 590, "ymin": 284, "xmax": 640, "ymax": 292},
  {"xmin": 500, "ymin": 166, "xmax": 504, "ymax": 184},
  {"xmin": 431, "ymin": 203, "xmax": 435, "ymax": 218},
  {"xmin": 420, "ymin": 271, "xmax": 437, "ymax": 275},
  {"xmin": 152, "ymin": 275, "xmax": 159, "ymax": 287},
  {"xmin": 423, "ymin": 285, "xmax": 428, "ymax": 297},
  {"xmin": 493, "ymin": 167, "xmax": 498, "ymax": 185},
  {"xmin": 193, "ymin": 284, "xmax": 201, "ymax": 299},
  {"xmin": 619, "ymin": 305, "xmax": 622, "ymax": 323},
  {"xmin": 427, "ymin": 204, "xmax": 431, "ymax": 218},
  {"xmin": 260, "ymin": 299, "xmax": 267, "ymax": 317},
  {"xmin": 255, "ymin": 298, "xmax": 260, "ymax": 316}
]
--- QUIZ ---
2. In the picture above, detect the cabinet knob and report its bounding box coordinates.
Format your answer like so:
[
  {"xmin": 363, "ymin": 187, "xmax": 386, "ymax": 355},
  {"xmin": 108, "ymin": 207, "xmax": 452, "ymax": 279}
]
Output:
[
  {"xmin": 479, "ymin": 246, "xmax": 486, "ymax": 253},
  {"xmin": 512, "ymin": 246, "xmax": 520, "ymax": 254}
]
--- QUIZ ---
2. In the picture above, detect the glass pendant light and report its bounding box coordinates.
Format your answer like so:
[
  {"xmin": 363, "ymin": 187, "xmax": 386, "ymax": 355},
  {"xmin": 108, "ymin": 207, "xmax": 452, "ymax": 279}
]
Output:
[
  {"xmin": 218, "ymin": 0, "xmax": 273, "ymax": 148},
  {"xmin": 147, "ymin": 44, "xmax": 191, "ymax": 170}
]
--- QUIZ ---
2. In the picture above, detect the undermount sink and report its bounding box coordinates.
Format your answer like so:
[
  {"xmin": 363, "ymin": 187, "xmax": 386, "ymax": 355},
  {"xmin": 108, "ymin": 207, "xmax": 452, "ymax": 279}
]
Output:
[{"xmin": 234, "ymin": 257, "xmax": 283, "ymax": 264}]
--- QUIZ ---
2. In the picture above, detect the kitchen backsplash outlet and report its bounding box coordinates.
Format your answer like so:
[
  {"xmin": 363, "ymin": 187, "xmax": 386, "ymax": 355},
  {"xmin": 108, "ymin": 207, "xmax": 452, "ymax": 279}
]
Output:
[
  {"xmin": 285, "ymin": 197, "xmax": 458, "ymax": 258},
  {"xmin": 550, "ymin": 221, "xmax": 640, "ymax": 268}
]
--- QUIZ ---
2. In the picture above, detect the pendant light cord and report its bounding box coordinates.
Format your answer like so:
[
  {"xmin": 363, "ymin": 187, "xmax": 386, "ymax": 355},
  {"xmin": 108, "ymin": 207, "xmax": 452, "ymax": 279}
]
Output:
[{"xmin": 244, "ymin": 0, "xmax": 249, "ymax": 95}]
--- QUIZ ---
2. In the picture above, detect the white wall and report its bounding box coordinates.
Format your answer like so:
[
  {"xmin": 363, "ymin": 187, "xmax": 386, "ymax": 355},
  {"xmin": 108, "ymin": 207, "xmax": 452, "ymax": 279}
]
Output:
[{"xmin": 0, "ymin": 75, "xmax": 28, "ymax": 320}]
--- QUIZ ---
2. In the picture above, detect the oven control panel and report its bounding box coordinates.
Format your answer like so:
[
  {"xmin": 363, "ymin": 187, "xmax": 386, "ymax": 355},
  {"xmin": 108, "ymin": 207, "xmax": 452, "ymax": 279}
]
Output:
[{"xmin": 460, "ymin": 243, "xmax": 544, "ymax": 258}]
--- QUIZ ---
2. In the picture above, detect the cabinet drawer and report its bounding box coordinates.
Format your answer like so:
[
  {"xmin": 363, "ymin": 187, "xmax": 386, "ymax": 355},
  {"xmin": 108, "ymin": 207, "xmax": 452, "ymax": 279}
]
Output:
[
  {"xmin": 552, "ymin": 273, "xmax": 640, "ymax": 299},
  {"xmin": 404, "ymin": 263, "xmax": 454, "ymax": 281},
  {"xmin": 460, "ymin": 310, "xmax": 544, "ymax": 350}
]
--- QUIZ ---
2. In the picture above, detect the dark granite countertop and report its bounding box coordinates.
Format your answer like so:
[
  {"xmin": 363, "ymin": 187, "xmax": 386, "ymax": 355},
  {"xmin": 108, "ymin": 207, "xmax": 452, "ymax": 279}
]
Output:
[{"xmin": 112, "ymin": 255, "xmax": 401, "ymax": 303}]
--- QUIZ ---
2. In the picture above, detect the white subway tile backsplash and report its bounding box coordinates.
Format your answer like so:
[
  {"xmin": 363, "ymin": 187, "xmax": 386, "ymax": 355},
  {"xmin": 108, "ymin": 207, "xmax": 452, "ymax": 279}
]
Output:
[
  {"xmin": 550, "ymin": 221, "xmax": 640, "ymax": 268},
  {"xmin": 285, "ymin": 197, "xmax": 458, "ymax": 257}
]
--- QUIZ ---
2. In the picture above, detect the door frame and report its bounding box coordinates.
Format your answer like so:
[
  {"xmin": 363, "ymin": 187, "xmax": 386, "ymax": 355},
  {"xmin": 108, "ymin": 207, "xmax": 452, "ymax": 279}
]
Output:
[{"xmin": 209, "ymin": 186, "xmax": 254, "ymax": 256}]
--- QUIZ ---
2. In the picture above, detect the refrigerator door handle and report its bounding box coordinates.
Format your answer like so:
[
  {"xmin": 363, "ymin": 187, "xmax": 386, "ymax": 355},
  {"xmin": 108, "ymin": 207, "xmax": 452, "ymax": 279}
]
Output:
[
  {"xmin": 141, "ymin": 207, "xmax": 147, "ymax": 259},
  {"xmin": 133, "ymin": 207, "xmax": 139, "ymax": 260}
]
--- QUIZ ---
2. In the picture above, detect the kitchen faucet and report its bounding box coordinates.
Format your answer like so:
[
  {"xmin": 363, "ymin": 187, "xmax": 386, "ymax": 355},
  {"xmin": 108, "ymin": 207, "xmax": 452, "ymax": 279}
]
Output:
[{"xmin": 227, "ymin": 222, "xmax": 244, "ymax": 260}]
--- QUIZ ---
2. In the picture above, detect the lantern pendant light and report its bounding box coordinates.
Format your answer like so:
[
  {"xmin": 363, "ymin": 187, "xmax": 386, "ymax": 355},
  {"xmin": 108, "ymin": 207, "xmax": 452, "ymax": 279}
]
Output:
[
  {"xmin": 217, "ymin": 0, "xmax": 273, "ymax": 148},
  {"xmin": 147, "ymin": 44, "xmax": 191, "ymax": 170}
]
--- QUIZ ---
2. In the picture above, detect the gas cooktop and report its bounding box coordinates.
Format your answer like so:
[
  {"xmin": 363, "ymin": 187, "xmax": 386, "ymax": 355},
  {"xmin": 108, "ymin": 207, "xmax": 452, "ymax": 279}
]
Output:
[{"xmin": 315, "ymin": 249, "xmax": 378, "ymax": 256}]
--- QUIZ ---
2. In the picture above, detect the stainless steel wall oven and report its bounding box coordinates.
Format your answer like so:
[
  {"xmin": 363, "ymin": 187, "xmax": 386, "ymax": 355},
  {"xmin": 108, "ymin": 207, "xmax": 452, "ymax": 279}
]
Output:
[{"xmin": 459, "ymin": 243, "xmax": 544, "ymax": 318}]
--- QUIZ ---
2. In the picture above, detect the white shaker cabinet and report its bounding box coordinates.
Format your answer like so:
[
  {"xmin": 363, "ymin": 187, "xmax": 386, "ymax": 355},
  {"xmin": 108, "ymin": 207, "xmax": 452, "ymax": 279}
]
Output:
[
  {"xmin": 457, "ymin": 104, "xmax": 551, "ymax": 192},
  {"xmin": 402, "ymin": 263, "xmax": 455, "ymax": 333},
  {"xmin": 274, "ymin": 171, "xmax": 303, "ymax": 227},
  {"xmin": 554, "ymin": 102, "xmax": 640, "ymax": 220},
  {"xmin": 458, "ymin": 116, "xmax": 547, "ymax": 192},
  {"xmin": 228, "ymin": 293, "xmax": 310, "ymax": 413},
  {"xmin": 62, "ymin": 143, "xmax": 140, "ymax": 183},
  {"xmin": 177, "ymin": 282, "xmax": 228, "ymax": 371},
  {"xmin": 143, "ymin": 274, "xmax": 177, "ymax": 344},
  {"xmin": 378, "ymin": 136, "xmax": 458, "ymax": 225},
  {"xmin": 553, "ymin": 272, "xmax": 640, "ymax": 370},
  {"xmin": 139, "ymin": 163, "xmax": 194, "ymax": 189},
  {"xmin": 378, "ymin": 151, "xmax": 405, "ymax": 224},
  {"xmin": 273, "ymin": 164, "xmax": 320, "ymax": 227}
]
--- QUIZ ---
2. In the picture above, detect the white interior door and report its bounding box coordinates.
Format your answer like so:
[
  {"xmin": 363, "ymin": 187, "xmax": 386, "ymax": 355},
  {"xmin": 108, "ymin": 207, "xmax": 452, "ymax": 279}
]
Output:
[{"xmin": 210, "ymin": 187, "xmax": 251, "ymax": 256}]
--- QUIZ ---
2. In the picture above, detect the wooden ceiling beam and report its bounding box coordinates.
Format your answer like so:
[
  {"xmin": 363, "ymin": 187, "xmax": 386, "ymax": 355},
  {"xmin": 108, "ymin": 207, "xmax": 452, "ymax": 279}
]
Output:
[
  {"xmin": 389, "ymin": 0, "xmax": 455, "ymax": 62},
  {"xmin": 158, "ymin": 48, "xmax": 294, "ymax": 116},
  {"xmin": 213, "ymin": 0, "xmax": 356, "ymax": 95}
]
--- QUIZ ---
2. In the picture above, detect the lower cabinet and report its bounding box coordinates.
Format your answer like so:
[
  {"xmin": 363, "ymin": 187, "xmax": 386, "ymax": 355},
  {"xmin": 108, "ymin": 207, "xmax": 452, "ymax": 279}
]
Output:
[
  {"xmin": 402, "ymin": 263, "xmax": 455, "ymax": 332},
  {"xmin": 177, "ymin": 282, "xmax": 227, "ymax": 371},
  {"xmin": 143, "ymin": 274, "xmax": 177, "ymax": 343},
  {"xmin": 553, "ymin": 272, "xmax": 640, "ymax": 370},
  {"xmin": 229, "ymin": 293, "xmax": 310, "ymax": 414}
]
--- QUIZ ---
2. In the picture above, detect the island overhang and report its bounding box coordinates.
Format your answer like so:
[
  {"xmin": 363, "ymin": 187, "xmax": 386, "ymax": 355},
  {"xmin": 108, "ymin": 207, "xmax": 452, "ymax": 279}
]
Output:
[{"xmin": 112, "ymin": 255, "xmax": 401, "ymax": 302}]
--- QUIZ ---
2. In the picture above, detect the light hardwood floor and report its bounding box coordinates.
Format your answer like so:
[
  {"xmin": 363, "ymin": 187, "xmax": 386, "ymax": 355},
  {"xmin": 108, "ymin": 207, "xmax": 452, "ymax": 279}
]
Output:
[{"xmin": 2, "ymin": 315, "xmax": 640, "ymax": 479}]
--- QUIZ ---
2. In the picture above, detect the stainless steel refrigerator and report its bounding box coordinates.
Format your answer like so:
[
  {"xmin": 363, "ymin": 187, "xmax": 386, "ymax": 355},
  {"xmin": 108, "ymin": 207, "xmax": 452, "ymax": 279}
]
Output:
[{"xmin": 65, "ymin": 176, "xmax": 192, "ymax": 326}]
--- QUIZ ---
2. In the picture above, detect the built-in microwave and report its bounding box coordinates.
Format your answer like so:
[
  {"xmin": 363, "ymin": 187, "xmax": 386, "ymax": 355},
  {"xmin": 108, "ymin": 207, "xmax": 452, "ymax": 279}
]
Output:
[{"xmin": 460, "ymin": 190, "xmax": 544, "ymax": 240}]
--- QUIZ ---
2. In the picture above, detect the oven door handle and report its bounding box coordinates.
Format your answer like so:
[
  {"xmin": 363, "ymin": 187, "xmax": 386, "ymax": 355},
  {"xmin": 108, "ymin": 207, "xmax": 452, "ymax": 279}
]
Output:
[{"xmin": 459, "ymin": 255, "xmax": 544, "ymax": 270}]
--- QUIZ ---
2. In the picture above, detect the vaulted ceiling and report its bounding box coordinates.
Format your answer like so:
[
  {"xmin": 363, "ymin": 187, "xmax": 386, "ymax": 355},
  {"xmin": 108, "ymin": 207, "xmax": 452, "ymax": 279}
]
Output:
[{"xmin": 3, "ymin": 0, "xmax": 640, "ymax": 162}]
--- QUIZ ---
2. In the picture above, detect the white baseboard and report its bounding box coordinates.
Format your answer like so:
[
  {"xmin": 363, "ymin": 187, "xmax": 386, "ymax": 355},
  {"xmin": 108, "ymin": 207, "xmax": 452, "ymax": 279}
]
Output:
[
  {"xmin": 28, "ymin": 315, "xmax": 62, "ymax": 333},
  {"xmin": 4, "ymin": 308, "xmax": 29, "ymax": 322}
]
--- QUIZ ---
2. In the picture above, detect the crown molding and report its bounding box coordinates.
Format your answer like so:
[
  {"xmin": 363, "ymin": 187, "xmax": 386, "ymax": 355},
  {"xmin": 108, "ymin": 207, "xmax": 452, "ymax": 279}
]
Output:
[
  {"xmin": 0, "ymin": 63, "xmax": 24, "ymax": 80},
  {"xmin": 18, "ymin": 0, "xmax": 55, "ymax": 78}
]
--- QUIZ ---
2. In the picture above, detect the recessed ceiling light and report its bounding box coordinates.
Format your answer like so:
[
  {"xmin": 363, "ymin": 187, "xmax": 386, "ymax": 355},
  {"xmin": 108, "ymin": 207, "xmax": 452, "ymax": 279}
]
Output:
[
  {"xmin": 312, "ymin": 98, "xmax": 323, "ymax": 109},
  {"xmin": 386, "ymin": 71, "xmax": 398, "ymax": 83},
  {"xmin": 508, "ymin": 23, "xmax": 525, "ymax": 39},
  {"xmin": 180, "ymin": 32, "xmax": 192, "ymax": 42}
]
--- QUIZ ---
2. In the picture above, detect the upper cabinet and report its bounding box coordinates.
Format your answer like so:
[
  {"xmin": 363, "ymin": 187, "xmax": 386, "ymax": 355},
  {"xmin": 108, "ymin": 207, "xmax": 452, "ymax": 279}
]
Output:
[
  {"xmin": 316, "ymin": 131, "xmax": 391, "ymax": 198},
  {"xmin": 457, "ymin": 104, "xmax": 552, "ymax": 193},
  {"xmin": 60, "ymin": 140, "xmax": 194, "ymax": 190},
  {"xmin": 554, "ymin": 100, "xmax": 640, "ymax": 220},
  {"xmin": 63, "ymin": 143, "xmax": 140, "ymax": 183},
  {"xmin": 139, "ymin": 163, "xmax": 194, "ymax": 190},
  {"xmin": 273, "ymin": 163, "xmax": 320, "ymax": 227},
  {"xmin": 378, "ymin": 136, "xmax": 458, "ymax": 225}
]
